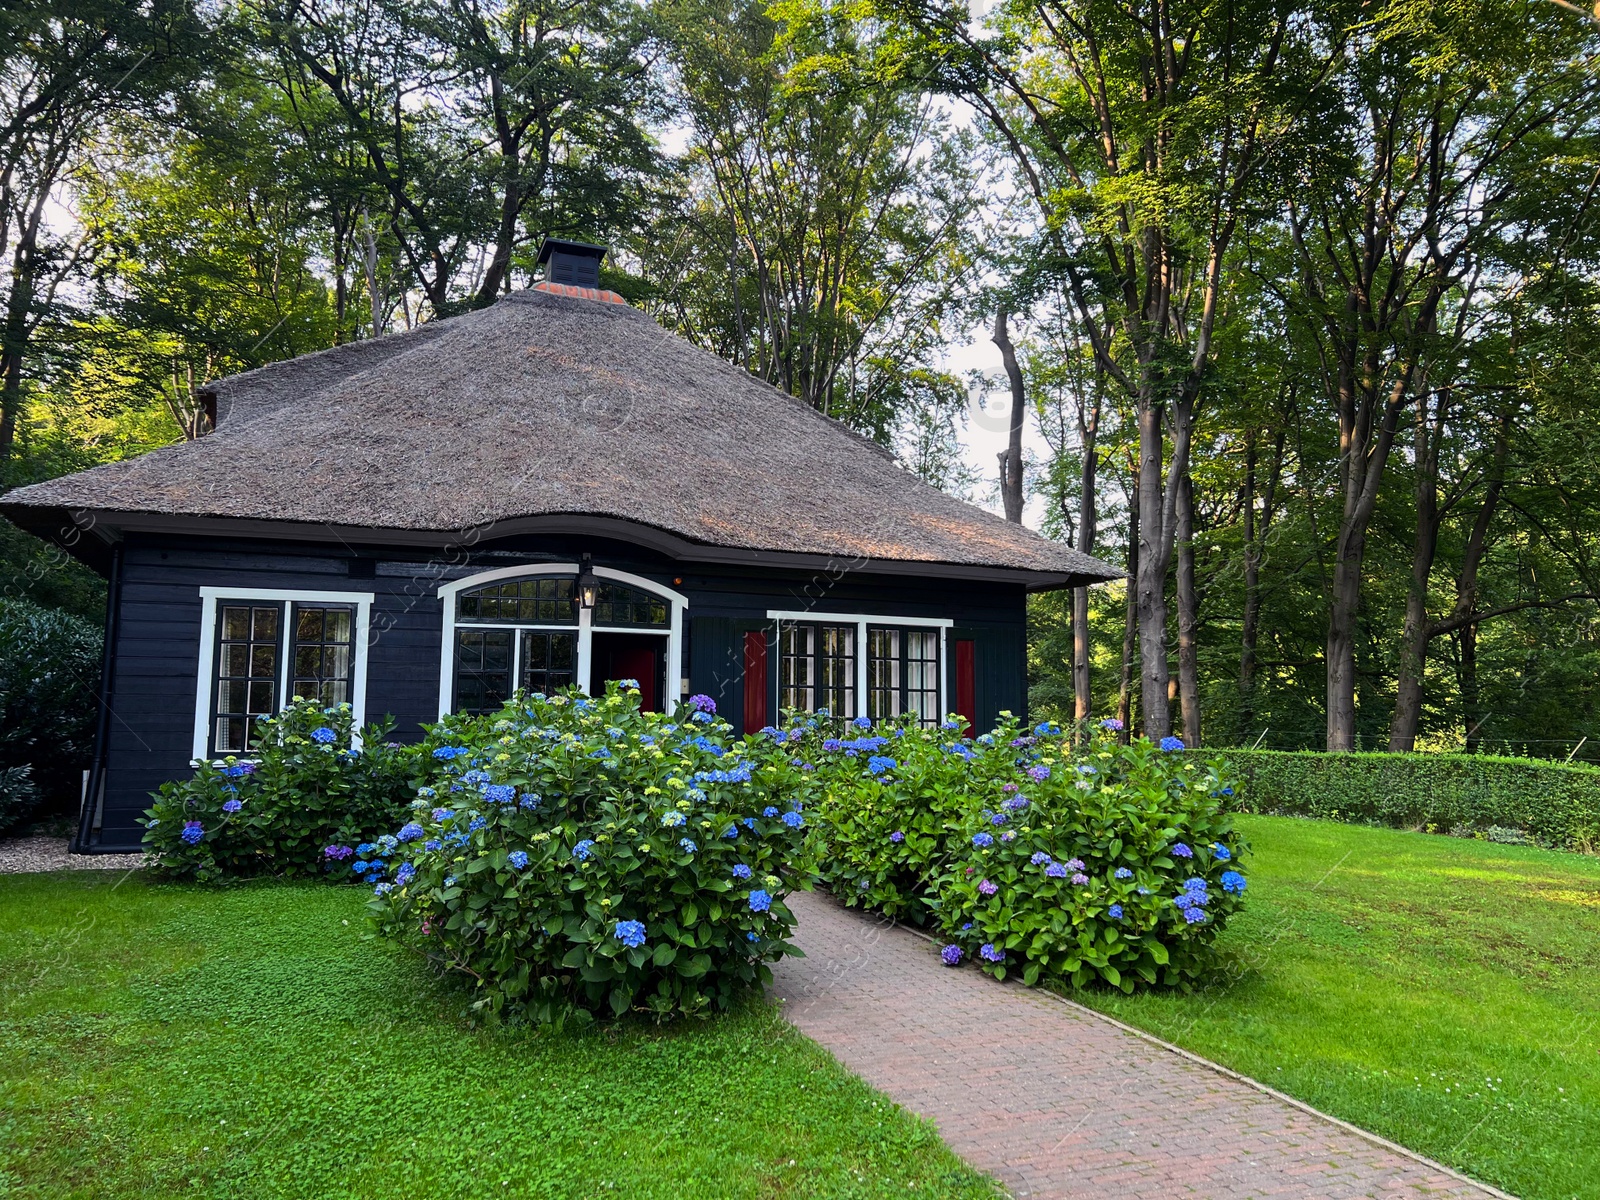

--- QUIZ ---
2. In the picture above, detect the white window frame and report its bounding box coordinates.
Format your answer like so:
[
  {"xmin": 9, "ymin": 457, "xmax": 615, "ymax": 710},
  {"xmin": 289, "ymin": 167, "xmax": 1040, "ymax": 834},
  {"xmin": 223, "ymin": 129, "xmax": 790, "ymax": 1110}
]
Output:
[
  {"xmin": 436, "ymin": 564, "xmax": 687, "ymax": 718},
  {"xmin": 193, "ymin": 586, "xmax": 375, "ymax": 761},
  {"xmin": 766, "ymin": 610, "xmax": 952, "ymax": 722}
]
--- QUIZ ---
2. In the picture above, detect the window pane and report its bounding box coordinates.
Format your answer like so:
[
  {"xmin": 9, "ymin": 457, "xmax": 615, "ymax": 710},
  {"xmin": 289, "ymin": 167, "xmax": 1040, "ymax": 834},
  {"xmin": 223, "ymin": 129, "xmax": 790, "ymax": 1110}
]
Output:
[
  {"xmin": 779, "ymin": 623, "xmax": 854, "ymax": 718},
  {"xmin": 456, "ymin": 576, "xmax": 577, "ymax": 625},
  {"xmin": 289, "ymin": 605, "xmax": 355, "ymax": 711},
  {"xmin": 593, "ymin": 581, "xmax": 670, "ymax": 628},
  {"xmin": 519, "ymin": 630, "xmax": 577, "ymax": 695},
  {"xmin": 214, "ymin": 603, "xmax": 281, "ymax": 754},
  {"xmin": 455, "ymin": 629, "xmax": 513, "ymax": 715}
]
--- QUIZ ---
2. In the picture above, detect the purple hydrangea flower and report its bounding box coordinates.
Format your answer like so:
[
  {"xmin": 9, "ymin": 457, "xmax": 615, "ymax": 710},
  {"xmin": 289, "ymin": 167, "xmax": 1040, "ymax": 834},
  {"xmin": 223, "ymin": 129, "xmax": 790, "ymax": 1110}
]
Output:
[
  {"xmin": 990, "ymin": 812, "xmax": 1008, "ymax": 826},
  {"xmin": 1003, "ymin": 796, "xmax": 1029, "ymax": 811},
  {"xmin": 978, "ymin": 879, "xmax": 999, "ymax": 896},
  {"xmin": 1028, "ymin": 765, "xmax": 1051, "ymax": 782},
  {"xmin": 687, "ymin": 694, "xmax": 717, "ymax": 714},
  {"xmin": 979, "ymin": 943, "xmax": 1005, "ymax": 963},
  {"xmin": 395, "ymin": 862, "xmax": 416, "ymax": 886},
  {"xmin": 1065, "ymin": 858, "xmax": 1086, "ymax": 871},
  {"xmin": 1000, "ymin": 831, "xmax": 1016, "ymax": 842},
  {"xmin": 889, "ymin": 830, "xmax": 905, "ymax": 843},
  {"xmin": 221, "ymin": 799, "xmax": 242, "ymax": 813},
  {"xmin": 1071, "ymin": 872, "xmax": 1090, "ymax": 885},
  {"xmin": 941, "ymin": 944, "xmax": 963, "ymax": 966},
  {"xmin": 324, "ymin": 844, "xmax": 354, "ymax": 861},
  {"xmin": 1100, "ymin": 717, "xmax": 1124, "ymax": 731},
  {"xmin": 1171, "ymin": 842, "xmax": 1194, "ymax": 858}
]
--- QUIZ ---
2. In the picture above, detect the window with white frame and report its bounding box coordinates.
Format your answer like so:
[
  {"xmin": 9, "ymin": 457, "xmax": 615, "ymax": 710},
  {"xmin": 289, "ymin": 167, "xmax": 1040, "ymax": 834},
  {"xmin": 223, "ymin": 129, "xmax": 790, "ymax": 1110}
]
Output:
[
  {"xmin": 771, "ymin": 611, "xmax": 950, "ymax": 724},
  {"xmin": 197, "ymin": 589, "xmax": 372, "ymax": 758},
  {"xmin": 435, "ymin": 566, "xmax": 687, "ymax": 718}
]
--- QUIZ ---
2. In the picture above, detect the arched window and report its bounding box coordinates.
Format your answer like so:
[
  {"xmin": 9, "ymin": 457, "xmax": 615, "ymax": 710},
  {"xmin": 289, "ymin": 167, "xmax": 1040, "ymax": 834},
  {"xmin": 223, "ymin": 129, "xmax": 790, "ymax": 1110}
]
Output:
[{"xmin": 437, "ymin": 565, "xmax": 685, "ymax": 717}]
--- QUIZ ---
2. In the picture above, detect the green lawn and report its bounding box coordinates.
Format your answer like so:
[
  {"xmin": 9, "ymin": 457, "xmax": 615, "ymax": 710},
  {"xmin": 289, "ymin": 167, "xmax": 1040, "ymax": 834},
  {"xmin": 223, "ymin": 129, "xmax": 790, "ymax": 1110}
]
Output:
[
  {"xmin": 1071, "ymin": 814, "xmax": 1600, "ymax": 1200},
  {"xmin": 0, "ymin": 872, "xmax": 998, "ymax": 1200}
]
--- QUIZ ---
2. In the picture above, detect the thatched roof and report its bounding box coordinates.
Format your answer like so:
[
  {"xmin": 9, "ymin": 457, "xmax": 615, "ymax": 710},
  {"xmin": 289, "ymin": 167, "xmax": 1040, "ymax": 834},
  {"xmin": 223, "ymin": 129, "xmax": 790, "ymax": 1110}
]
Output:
[{"xmin": 2, "ymin": 287, "xmax": 1120, "ymax": 586}]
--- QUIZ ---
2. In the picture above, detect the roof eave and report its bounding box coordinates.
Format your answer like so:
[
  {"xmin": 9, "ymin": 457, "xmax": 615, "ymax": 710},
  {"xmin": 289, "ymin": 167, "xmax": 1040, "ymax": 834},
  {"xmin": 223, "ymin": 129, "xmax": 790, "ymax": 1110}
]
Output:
[{"xmin": 1, "ymin": 504, "xmax": 1121, "ymax": 588}]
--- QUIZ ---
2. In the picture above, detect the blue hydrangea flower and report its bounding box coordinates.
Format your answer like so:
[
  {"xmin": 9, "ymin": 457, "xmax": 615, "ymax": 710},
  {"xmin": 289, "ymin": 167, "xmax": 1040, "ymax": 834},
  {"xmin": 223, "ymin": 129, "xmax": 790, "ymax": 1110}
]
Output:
[
  {"xmin": 1034, "ymin": 721, "xmax": 1060, "ymax": 736},
  {"xmin": 430, "ymin": 808, "xmax": 450, "ymax": 821},
  {"xmin": 889, "ymin": 830, "xmax": 905, "ymax": 844},
  {"xmin": 1027, "ymin": 765, "xmax": 1051, "ymax": 782},
  {"xmin": 1114, "ymin": 867, "xmax": 1134, "ymax": 879},
  {"xmin": 1100, "ymin": 717, "xmax": 1124, "ymax": 730},
  {"xmin": 763, "ymin": 806, "xmax": 779, "ymax": 818},
  {"xmin": 731, "ymin": 863, "xmax": 753, "ymax": 879},
  {"xmin": 519, "ymin": 794, "xmax": 541, "ymax": 810},
  {"xmin": 748, "ymin": 889, "xmax": 772, "ymax": 913},
  {"xmin": 1108, "ymin": 904, "xmax": 1124, "ymax": 919},
  {"xmin": 397, "ymin": 822, "xmax": 425, "ymax": 842},
  {"xmin": 1221, "ymin": 870, "xmax": 1247, "ymax": 894},
  {"xmin": 468, "ymin": 816, "xmax": 487, "ymax": 832},
  {"xmin": 1171, "ymin": 842, "xmax": 1193, "ymax": 858},
  {"xmin": 614, "ymin": 920, "xmax": 647, "ymax": 948},
  {"xmin": 395, "ymin": 862, "xmax": 416, "ymax": 886},
  {"xmin": 1181, "ymin": 906, "xmax": 1207, "ymax": 924},
  {"xmin": 356, "ymin": 842, "xmax": 376, "ymax": 855},
  {"xmin": 979, "ymin": 943, "xmax": 1005, "ymax": 963},
  {"xmin": 222, "ymin": 799, "xmax": 242, "ymax": 813},
  {"xmin": 373, "ymin": 882, "xmax": 394, "ymax": 896},
  {"xmin": 1003, "ymin": 796, "xmax": 1029, "ymax": 811},
  {"xmin": 661, "ymin": 810, "xmax": 686, "ymax": 827},
  {"xmin": 1213, "ymin": 843, "xmax": 1232, "ymax": 861},
  {"xmin": 1044, "ymin": 862, "xmax": 1068, "ymax": 878},
  {"xmin": 424, "ymin": 839, "xmax": 441, "ymax": 852},
  {"xmin": 352, "ymin": 860, "xmax": 369, "ymax": 872},
  {"xmin": 679, "ymin": 839, "xmax": 697, "ymax": 853},
  {"xmin": 941, "ymin": 944, "xmax": 963, "ymax": 966},
  {"xmin": 867, "ymin": 755, "xmax": 897, "ymax": 775},
  {"xmin": 853, "ymin": 715, "xmax": 872, "ymax": 729},
  {"xmin": 310, "ymin": 726, "xmax": 337, "ymax": 745},
  {"xmin": 723, "ymin": 825, "xmax": 739, "ymax": 839},
  {"xmin": 432, "ymin": 746, "xmax": 468, "ymax": 760},
  {"xmin": 781, "ymin": 810, "xmax": 804, "ymax": 829},
  {"xmin": 482, "ymin": 784, "xmax": 516, "ymax": 805},
  {"xmin": 180, "ymin": 820, "xmax": 203, "ymax": 845},
  {"xmin": 572, "ymin": 839, "xmax": 595, "ymax": 861},
  {"xmin": 742, "ymin": 817, "xmax": 756, "ymax": 829},
  {"xmin": 507, "ymin": 850, "xmax": 529, "ymax": 870},
  {"xmin": 1222, "ymin": 785, "xmax": 1235, "ymax": 796},
  {"xmin": 972, "ymin": 831, "xmax": 994, "ymax": 848},
  {"xmin": 1030, "ymin": 851, "xmax": 1052, "ymax": 866},
  {"xmin": 1160, "ymin": 735, "xmax": 1186, "ymax": 751}
]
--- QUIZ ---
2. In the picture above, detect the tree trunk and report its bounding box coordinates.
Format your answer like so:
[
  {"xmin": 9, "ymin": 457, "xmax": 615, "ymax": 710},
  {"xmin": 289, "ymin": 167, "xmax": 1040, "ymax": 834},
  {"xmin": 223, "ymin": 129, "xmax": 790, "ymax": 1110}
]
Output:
[
  {"xmin": 1072, "ymin": 398, "xmax": 1100, "ymax": 725},
  {"xmin": 1461, "ymin": 621, "xmax": 1481, "ymax": 752},
  {"xmin": 1176, "ymin": 473, "xmax": 1201, "ymax": 746},
  {"xmin": 1117, "ymin": 469, "xmax": 1139, "ymax": 743},
  {"xmin": 1134, "ymin": 399, "xmax": 1172, "ymax": 737},
  {"xmin": 992, "ymin": 310, "xmax": 1026, "ymax": 523},
  {"xmin": 1388, "ymin": 393, "xmax": 1444, "ymax": 751}
]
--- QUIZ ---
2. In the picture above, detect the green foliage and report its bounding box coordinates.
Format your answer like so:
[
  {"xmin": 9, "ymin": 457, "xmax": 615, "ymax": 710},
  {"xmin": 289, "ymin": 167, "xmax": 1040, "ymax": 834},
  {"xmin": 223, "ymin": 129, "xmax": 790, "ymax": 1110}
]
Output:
[
  {"xmin": 803, "ymin": 717, "xmax": 1247, "ymax": 991},
  {"xmin": 368, "ymin": 686, "xmax": 814, "ymax": 1024},
  {"xmin": 0, "ymin": 597, "xmax": 102, "ymax": 829},
  {"xmin": 1228, "ymin": 749, "xmax": 1600, "ymax": 852},
  {"xmin": 142, "ymin": 699, "xmax": 414, "ymax": 884}
]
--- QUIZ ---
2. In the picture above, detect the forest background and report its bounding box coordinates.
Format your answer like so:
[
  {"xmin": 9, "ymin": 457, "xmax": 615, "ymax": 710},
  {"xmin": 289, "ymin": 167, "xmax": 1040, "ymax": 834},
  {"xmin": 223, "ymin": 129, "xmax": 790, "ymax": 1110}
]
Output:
[{"xmin": 5, "ymin": 0, "xmax": 1600, "ymax": 769}]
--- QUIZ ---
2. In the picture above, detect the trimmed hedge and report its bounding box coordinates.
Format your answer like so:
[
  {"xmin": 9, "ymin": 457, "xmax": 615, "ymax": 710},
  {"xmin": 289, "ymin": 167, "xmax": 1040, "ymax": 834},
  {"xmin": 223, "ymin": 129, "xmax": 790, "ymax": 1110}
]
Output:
[{"xmin": 1227, "ymin": 749, "xmax": 1600, "ymax": 852}]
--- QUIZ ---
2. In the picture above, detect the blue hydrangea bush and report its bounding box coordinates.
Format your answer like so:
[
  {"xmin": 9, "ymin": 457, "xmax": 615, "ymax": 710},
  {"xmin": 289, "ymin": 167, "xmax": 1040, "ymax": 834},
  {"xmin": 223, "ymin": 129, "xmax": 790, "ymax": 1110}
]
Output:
[
  {"xmin": 366, "ymin": 685, "xmax": 814, "ymax": 1023},
  {"xmin": 143, "ymin": 699, "xmax": 413, "ymax": 884},
  {"xmin": 794, "ymin": 716, "xmax": 1247, "ymax": 991}
]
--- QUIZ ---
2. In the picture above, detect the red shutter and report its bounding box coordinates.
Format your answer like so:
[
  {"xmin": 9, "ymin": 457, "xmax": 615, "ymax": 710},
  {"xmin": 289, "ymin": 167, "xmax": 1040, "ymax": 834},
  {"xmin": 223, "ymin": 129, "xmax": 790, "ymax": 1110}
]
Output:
[
  {"xmin": 955, "ymin": 638, "xmax": 976, "ymax": 735},
  {"xmin": 743, "ymin": 630, "xmax": 769, "ymax": 733}
]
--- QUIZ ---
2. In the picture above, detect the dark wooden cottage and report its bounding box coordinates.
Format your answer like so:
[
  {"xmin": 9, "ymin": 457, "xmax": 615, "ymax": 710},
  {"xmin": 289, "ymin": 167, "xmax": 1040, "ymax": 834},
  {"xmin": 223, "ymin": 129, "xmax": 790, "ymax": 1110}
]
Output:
[{"xmin": 1, "ymin": 242, "xmax": 1119, "ymax": 851}]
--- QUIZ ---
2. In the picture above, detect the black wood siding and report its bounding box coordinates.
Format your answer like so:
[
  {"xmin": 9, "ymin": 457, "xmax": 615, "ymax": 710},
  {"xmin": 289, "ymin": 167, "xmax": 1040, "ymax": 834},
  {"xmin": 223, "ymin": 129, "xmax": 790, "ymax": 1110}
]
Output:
[{"xmin": 91, "ymin": 532, "xmax": 1028, "ymax": 848}]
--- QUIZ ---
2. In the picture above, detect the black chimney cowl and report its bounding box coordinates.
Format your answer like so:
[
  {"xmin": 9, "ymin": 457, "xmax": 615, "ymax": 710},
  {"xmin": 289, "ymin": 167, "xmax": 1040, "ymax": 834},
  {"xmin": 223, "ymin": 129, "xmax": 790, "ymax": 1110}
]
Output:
[{"xmin": 537, "ymin": 239, "xmax": 607, "ymax": 289}]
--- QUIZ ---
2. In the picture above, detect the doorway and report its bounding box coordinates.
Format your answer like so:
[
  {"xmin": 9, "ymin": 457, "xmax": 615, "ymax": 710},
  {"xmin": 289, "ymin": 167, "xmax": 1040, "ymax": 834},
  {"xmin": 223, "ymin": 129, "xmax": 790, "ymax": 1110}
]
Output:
[{"xmin": 590, "ymin": 632, "xmax": 667, "ymax": 711}]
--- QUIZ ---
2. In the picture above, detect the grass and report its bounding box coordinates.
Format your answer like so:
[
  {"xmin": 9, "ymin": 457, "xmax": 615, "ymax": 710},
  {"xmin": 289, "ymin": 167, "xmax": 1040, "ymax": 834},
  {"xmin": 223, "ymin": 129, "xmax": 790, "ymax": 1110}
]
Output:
[
  {"xmin": 0, "ymin": 872, "xmax": 1000, "ymax": 1200},
  {"xmin": 1069, "ymin": 814, "xmax": 1600, "ymax": 1200}
]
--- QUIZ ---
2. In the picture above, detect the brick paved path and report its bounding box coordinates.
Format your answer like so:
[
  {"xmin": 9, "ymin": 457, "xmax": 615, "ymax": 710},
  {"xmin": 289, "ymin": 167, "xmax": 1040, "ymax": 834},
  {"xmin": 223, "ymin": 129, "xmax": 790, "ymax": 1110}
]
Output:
[{"xmin": 771, "ymin": 890, "xmax": 1507, "ymax": 1200}]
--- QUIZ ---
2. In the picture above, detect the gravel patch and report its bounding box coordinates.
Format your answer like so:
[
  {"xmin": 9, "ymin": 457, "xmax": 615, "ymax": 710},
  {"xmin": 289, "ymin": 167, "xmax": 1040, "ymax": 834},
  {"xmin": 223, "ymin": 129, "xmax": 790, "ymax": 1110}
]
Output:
[{"xmin": 0, "ymin": 836, "xmax": 146, "ymax": 875}]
